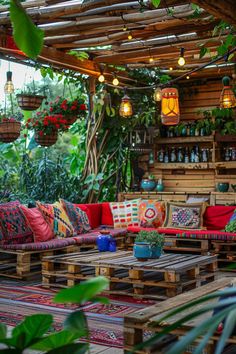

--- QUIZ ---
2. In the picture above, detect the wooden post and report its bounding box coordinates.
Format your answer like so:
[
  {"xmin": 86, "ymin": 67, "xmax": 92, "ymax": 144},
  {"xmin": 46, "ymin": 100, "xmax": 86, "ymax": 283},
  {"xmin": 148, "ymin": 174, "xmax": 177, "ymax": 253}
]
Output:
[{"xmin": 16, "ymin": 253, "xmax": 31, "ymax": 278}]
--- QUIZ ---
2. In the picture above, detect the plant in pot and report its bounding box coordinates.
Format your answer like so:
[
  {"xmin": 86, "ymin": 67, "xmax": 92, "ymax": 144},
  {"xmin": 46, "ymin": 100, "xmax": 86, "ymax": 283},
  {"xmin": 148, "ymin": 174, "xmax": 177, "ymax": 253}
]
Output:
[
  {"xmin": 134, "ymin": 230, "xmax": 165, "ymax": 261},
  {"xmin": 0, "ymin": 115, "xmax": 21, "ymax": 143},
  {"xmin": 48, "ymin": 96, "xmax": 87, "ymax": 125},
  {"xmin": 140, "ymin": 174, "xmax": 156, "ymax": 191},
  {"xmin": 26, "ymin": 110, "xmax": 69, "ymax": 147}
]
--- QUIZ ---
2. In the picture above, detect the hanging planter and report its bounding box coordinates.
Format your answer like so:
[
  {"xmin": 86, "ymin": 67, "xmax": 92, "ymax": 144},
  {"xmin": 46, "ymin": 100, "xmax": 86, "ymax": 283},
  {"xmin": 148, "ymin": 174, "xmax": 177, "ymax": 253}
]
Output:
[
  {"xmin": 66, "ymin": 114, "xmax": 78, "ymax": 125},
  {"xmin": 16, "ymin": 94, "xmax": 45, "ymax": 111},
  {"xmin": 35, "ymin": 130, "xmax": 58, "ymax": 147},
  {"xmin": 0, "ymin": 120, "xmax": 21, "ymax": 143}
]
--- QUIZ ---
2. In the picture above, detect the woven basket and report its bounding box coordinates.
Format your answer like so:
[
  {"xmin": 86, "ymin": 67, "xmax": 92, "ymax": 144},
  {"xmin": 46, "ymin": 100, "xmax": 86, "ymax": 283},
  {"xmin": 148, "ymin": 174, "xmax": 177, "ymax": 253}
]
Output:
[
  {"xmin": 0, "ymin": 121, "xmax": 21, "ymax": 143},
  {"xmin": 17, "ymin": 94, "xmax": 45, "ymax": 111},
  {"xmin": 66, "ymin": 114, "xmax": 78, "ymax": 125},
  {"xmin": 35, "ymin": 130, "xmax": 58, "ymax": 147}
]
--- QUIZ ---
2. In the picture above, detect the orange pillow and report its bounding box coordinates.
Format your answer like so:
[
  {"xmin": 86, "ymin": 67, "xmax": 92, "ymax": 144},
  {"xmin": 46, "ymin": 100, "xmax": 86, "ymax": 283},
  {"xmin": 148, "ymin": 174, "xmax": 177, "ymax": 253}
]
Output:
[
  {"xmin": 20, "ymin": 205, "xmax": 54, "ymax": 242},
  {"xmin": 139, "ymin": 200, "xmax": 165, "ymax": 228}
]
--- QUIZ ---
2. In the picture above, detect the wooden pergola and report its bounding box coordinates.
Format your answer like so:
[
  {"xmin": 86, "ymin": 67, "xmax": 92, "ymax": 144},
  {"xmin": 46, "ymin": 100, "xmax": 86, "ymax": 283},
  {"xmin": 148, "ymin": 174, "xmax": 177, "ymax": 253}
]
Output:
[{"xmin": 0, "ymin": 0, "xmax": 235, "ymax": 84}]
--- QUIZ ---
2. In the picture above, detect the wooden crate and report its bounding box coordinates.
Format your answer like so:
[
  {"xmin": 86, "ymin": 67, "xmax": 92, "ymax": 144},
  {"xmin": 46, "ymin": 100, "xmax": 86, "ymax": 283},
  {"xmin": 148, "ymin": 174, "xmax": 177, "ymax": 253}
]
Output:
[
  {"xmin": 124, "ymin": 277, "xmax": 236, "ymax": 354},
  {"xmin": 211, "ymin": 241, "xmax": 236, "ymax": 270},
  {"xmin": 42, "ymin": 251, "xmax": 217, "ymax": 299}
]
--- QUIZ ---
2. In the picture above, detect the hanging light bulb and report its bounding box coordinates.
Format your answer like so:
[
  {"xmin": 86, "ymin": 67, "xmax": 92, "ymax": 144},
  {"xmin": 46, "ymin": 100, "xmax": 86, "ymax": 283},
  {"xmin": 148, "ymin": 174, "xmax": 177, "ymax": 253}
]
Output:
[
  {"xmin": 161, "ymin": 87, "xmax": 180, "ymax": 125},
  {"xmin": 98, "ymin": 72, "xmax": 105, "ymax": 83},
  {"xmin": 123, "ymin": 25, "xmax": 128, "ymax": 31},
  {"xmin": 178, "ymin": 47, "xmax": 185, "ymax": 66},
  {"xmin": 220, "ymin": 76, "xmax": 236, "ymax": 108},
  {"xmin": 4, "ymin": 71, "xmax": 14, "ymax": 94},
  {"xmin": 186, "ymin": 75, "xmax": 190, "ymax": 80},
  {"xmin": 112, "ymin": 75, "xmax": 119, "ymax": 86},
  {"xmin": 128, "ymin": 32, "xmax": 133, "ymax": 40},
  {"xmin": 149, "ymin": 57, "xmax": 154, "ymax": 63},
  {"xmin": 169, "ymin": 67, "xmax": 173, "ymax": 71},
  {"xmin": 153, "ymin": 87, "xmax": 162, "ymax": 102},
  {"xmin": 119, "ymin": 93, "xmax": 133, "ymax": 117}
]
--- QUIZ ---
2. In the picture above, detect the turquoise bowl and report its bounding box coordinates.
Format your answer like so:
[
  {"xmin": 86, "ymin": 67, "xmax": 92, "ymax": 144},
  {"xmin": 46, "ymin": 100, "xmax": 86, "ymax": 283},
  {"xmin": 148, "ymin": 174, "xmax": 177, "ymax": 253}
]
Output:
[
  {"xmin": 217, "ymin": 183, "xmax": 229, "ymax": 192},
  {"xmin": 140, "ymin": 179, "xmax": 156, "ymax": 191}
]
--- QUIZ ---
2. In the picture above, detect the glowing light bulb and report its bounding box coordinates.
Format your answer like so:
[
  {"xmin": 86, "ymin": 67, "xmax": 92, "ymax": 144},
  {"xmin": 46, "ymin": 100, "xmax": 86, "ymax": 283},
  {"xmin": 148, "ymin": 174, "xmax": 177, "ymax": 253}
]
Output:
[
  {"xmin": 153, "ymin": 87, "xmax": 162, "ymax": 102},
  {"xmin": 186, "ymin": 75, "xmax": 190, "ymax": 80},
  {"xmin": 119, "ymin": 94, "xmax": 133, "ymax": 117},
  {"xmin": 4, "ymin": 71, "xmax": 14, "ymax": 94},
  {"xmin": 178, "ymin": 56, "xmax": 185, "ymax": 66},
  {"xmin": 169, "ymin": 67, "xmax": 173, "ymax": 71},
  {"xmin": 123, "ymin": 25, "xmax": 127, "ymax": 31},
  {"xmin": 112, "ymin": 77, "xmax": 119, "ymax": 86},
  {"xmin": 128, "ymin": 33, "xmax": 133, "ymax": 40},
  {"xmin": 149, "ymin": 57, "xmax": 154, "ymax": 63},
  {"xmin": 98, "ymin": 74, "xmax": 105, "ymax": 83}
]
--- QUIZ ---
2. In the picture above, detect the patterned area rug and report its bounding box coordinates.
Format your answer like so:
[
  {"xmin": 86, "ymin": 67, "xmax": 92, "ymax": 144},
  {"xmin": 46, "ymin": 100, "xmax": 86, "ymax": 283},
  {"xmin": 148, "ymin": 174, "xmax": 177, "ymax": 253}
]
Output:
[{"xmin": 0, "ymin": 284, "xmax": 155, "ymax": 348}]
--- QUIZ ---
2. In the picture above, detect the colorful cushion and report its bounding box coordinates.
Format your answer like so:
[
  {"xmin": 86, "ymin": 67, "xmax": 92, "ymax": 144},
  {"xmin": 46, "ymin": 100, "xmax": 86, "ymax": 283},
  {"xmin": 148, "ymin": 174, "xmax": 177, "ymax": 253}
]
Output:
[
  {"xmin": 110, "ymin": 199, "xmax": 140, "ymax": 229},
  {"xmin": 36, "ymin": 201, "xmax": 74, "ymax": 238},
  {"xmin": 176, "ymin": 230, "xmax": 236, "ymax": 241},
  {"xmin": 101, "ymin": 202, "xmax": 114, "ymax": 226},
  {"xmin": 60, "ymin": 199, "xmax": 91, "ymax": 235},
  {"xmin": 139, "ymin": 200, "xmax": 165, "ymax": 228},
  {"xmin": 204, "ymin": 206, "xmax": 236, "ymax": 230},
  {"xmin": 19, "ymin": 205, "xmax": 54, "ymax": 243},
  {"xmin": 163, "ymin": 202, "xmax": 206, "ymax": 230},
  {"xmin": 0, "ymin": 201, "xmax": 33, "ymax": 245}
]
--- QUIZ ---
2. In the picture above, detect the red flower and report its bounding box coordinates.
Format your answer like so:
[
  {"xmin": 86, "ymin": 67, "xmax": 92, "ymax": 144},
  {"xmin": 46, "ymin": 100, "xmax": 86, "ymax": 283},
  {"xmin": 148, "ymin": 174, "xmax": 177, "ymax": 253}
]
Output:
[
  {"xmin": 71, "ymin": 105, "xmax": 77, "ymax": 111},
  {"xmin": 55, "ymin": 124, "xmax": 60, "ymax": 129},
  {"xmin": 49, "ymin": 107, "xmax": 53, "ymax": 112},
  {"xmin": 23, "ymin": 134, "xmax": 27, "ymax": 138},
  {"xmin": 79, "ymin": 104, "xmax": 86, "ymax": 111},
  {"xmin": 39, "ymin": 131, "xmax": 44, "ymax": 136}
]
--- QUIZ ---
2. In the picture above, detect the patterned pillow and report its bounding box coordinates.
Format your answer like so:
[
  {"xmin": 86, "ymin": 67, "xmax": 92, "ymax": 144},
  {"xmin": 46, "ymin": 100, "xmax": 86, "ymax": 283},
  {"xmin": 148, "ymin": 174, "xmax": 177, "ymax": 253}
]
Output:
[
  {"xmin": 36, "ymin": 201, "xmax": 74, "ymax": 238},
  {"xmin": 60, "ymin": 199, "xmax": 91, "ymax": 235},
  {"xmin": 139, "ymin": 200, "xmax": 165, "ymax": 228},
  {"xmin": 0, "ymin": 201, "xmax": 34, "ymax": 245},
  {"xmin": 110, "ymin": 199, "xmax": 140, "ymax": 229},
  {"xmin": 163, "ymin": 202, "xmax": 206, "ymax": 230}
]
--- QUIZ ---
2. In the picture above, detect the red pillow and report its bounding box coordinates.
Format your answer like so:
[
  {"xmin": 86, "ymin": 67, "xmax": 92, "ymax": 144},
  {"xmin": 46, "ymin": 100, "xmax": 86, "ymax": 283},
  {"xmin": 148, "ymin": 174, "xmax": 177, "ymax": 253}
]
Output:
[
  {"xmin": 101, "ymin": 202, "xmax": 114, "ymax": 226},
  {"xmin": 204, "ymin": 206, "xmax": 236, "ymax": 230},
  {"xmin": 20, "ymin": 205, "xmax": 54, "ymax": 242},
  {"xmin": 75, "ymin": 203, "xmax": 102, "ymax": 229}
]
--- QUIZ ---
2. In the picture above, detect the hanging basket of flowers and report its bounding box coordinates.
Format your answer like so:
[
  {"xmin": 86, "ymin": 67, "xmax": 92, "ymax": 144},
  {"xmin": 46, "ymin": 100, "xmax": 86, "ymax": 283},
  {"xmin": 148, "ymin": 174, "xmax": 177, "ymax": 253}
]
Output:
[
  {"xmin": 17, "ymin": 94, "xmax": 46, "ymax": 111},
  {"xmin": 26, "ymin": 111, "xmax": 69, "ymax": 147},
  {"xmin": 0, "ymin": 117, "xmax": 21, "ymax": 143},
  {"xmin": 49, "ymin": 97, "xmax": 87, "ymax": 125}
]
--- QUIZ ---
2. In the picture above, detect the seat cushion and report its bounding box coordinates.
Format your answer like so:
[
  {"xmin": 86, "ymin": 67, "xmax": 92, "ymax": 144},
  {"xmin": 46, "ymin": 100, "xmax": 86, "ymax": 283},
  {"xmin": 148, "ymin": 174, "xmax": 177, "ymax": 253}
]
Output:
[
  {"xmin": 0, "ymin": 201, "xmax": 34, "ymax": 245},
  {"xmin": 204, "ymin": 206, "xmax": 236, "ymax": 230},
  {"xmin": 127, "ymin": 226, "xmax": 185, "ymax": 235},
  {"xmin": 101, "ymin": 202, "xmax": 114, "ymax": 226},
  {"xmin": 1, "ymin": 237, "xmax": 76, "ymax": 251},
  {"xmin": 176, "ymin": 230, "xmax": 236, "ymax": 241},
  {"xmin": 19, "ymin": 205, "xmax": 54, "ymax": 243},
  {"xmin": 73, "ymin": 228, "xmax": 127, "ymax": 245},
  {"xmin": 60, "ymin": 199, "xmax": 91, "ymax": 234}
]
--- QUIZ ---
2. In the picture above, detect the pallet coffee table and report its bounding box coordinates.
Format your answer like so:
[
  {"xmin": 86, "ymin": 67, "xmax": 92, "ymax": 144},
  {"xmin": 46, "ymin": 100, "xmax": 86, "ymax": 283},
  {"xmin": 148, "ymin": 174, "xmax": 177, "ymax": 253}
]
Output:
[{"xmin": 42, "ymin": 251, "xmax": 218, "ymax": 299}]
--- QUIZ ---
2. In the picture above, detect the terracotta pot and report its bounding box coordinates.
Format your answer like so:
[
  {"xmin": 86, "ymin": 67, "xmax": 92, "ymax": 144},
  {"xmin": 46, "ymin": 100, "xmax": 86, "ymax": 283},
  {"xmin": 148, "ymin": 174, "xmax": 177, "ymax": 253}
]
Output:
[
  {"xmin": 66, "ymin": 114, "xmax": 78, "ymax": 125},
  {"xmin": 35, "ymin": 130, "xmax": 58, "ymax": 147},
  {"xmin": 0, "ymin": 121, "xmax": 21, "ymax": 143},
  {"xmin": 17, "ymin": 94, "xmax": 45, "ymax": 111}
]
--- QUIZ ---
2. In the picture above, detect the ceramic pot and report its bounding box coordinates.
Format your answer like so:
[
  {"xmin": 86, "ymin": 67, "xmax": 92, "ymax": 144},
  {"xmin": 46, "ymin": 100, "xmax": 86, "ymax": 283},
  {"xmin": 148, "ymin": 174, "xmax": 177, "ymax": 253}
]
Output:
[
  {"xmin": 149, "ymin": 246, "xmax": 163, "ymax": 258},
  {"xmin": 96, "ymin": 233, "xmax": 111, "ymax": 252},
  {"xmin": 217, "ymin": 183, "xmax": 229, "ymax": 193},
  {"xmin": 140, "ymin": 179, "xmax": 156, "ymax": 191},
  {"xmin": 156, "ymin": 183, "xmax": 164, "ymax": 192},
  {"xmin": 133, "ymin": 242, "xmax": 150, "ymax": 261}
]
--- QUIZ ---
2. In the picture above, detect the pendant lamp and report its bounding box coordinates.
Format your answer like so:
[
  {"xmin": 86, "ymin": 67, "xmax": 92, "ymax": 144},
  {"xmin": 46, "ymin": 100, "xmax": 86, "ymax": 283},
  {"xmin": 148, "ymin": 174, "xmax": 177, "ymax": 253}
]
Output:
[
  {"xmin": 4, "ymin": 71, "xmax": 14, "ymax": 94},
  {"xmin": 153, "ymin": 87, "xmax": 162, "ymax": 102},
  {"xmin": 161, "ymin": 87, "xmax": 180, "ymax": 125},
  {"xmin": 119, "ymin": 94, "xmax": 133, "ymax": 117},
  {"xmin": 220, "ymin": 76, "xmax": 236, "ymax": 108}
]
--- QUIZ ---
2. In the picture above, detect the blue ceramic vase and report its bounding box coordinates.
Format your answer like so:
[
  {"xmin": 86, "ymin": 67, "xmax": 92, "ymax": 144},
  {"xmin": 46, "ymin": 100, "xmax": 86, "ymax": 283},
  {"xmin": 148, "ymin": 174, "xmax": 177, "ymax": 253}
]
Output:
[
  {"xmin": 96, "ymin": 233, "xmax": 111, "ymax": 252},
  {"xmin": 140, "ymin": 179, "xmax": 156, "ymax": 191},
  {"xmin": 217, "ymin": 183, "xmax": 229, "ymax": 192}
]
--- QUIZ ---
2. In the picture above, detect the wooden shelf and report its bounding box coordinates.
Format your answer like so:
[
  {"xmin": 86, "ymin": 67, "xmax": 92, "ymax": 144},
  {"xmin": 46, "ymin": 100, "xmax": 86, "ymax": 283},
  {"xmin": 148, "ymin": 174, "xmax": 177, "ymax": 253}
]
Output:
[
  {"xmin": 215, "ymin": 161, "xmax": 236, "ymax": 169},
  {"xmin": 154, "ymin": 162, "xmax": 214, "ymax": 170},
  {"xmin": 156, "ymin": 136, "xmax": 214, "ymax": 144}
]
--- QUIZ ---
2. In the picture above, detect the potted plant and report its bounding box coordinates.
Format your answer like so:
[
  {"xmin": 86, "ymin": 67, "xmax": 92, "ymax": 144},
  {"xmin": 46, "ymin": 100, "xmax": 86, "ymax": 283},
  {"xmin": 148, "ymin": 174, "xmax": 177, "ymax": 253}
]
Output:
[
  {"xmin": 134, "ymin": 230, "xmax": 165, "ymax": 261},
  {"xmin": 48, "ymin": 96, "xmax": 87, "ymax": 125},
  {"xmin": 140, "ymin": 174, "xmax": 156, "ymax": 191},
  {"xmin": 0, "ymin": 115, "xmax": 21, "ymax": 143},
  {"xmin": 25, "ymin": 110, "xmax": 69, "ymax": 147}
]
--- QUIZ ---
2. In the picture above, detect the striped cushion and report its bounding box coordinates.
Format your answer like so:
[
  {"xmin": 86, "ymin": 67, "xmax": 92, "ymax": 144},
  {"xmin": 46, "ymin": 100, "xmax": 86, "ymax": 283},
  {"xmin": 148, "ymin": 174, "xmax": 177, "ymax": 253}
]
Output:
[
  {"xmin": 1, "ymin": 237, "xmax": 76, "ymax": 251},
  {"xmin": 177, "ymin": 230, "xmax": 236, "ymax": 241},
  {"xmin": 110, "ymin": 199, "xmax": 140, "ymax": 228}
]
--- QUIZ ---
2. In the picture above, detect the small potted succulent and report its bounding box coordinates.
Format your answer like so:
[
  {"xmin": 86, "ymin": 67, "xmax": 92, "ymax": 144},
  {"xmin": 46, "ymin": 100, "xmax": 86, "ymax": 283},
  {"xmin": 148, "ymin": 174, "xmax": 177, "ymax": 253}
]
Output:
[
  {"xmin": 134, "ymin": 230, "xmax": 165, "ymax": 261},
  {"xmin": 0, "ymin": 115, "xmax": 21, "ymax": 143},
  {"xmin": 25, "ymin": 110, "xmax": 69, "ymax": 147},
  {"xmin": 140, "ymin": 174, "xmax": 156, "ymax": 191},
  {"xmin": 48, "ymin": 97, "xmax": 87, "ymax": 125}
]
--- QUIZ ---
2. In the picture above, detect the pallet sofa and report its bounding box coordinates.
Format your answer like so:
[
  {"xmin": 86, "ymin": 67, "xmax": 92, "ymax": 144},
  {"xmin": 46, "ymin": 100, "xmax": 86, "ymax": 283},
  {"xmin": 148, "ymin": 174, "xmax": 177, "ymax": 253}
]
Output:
[{"xmin": 0, "ymin": 202, "xmax": 126, "ymax": 279}]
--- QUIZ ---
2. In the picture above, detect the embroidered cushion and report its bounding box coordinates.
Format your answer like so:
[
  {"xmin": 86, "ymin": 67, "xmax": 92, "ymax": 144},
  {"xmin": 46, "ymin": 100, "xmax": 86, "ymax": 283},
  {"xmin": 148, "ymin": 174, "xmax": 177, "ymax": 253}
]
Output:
[
  {"xmin": 0, "ymin": 201, "xmax": 33, "ymax": 245},
  {"xmin": 60, "ymin": 199, "xmax": 91, "ymax": 235},
  {"xmin": 20, "ymin": 205, "xmax": 54, "ymax": 242},
  {"xmin": 36, "ymin": 201, "xmax": 74, "ymax": 238},
  {"xmin": 163, "ymin": 202, "xmax": 206, "ymax": 230},
  {"xmin": 110, "ymin": 199, "xmax": 140, "ymax": 229},
  {"xmin": 139, "ymin": 200, "xmax": 165, "ymax": 228}
]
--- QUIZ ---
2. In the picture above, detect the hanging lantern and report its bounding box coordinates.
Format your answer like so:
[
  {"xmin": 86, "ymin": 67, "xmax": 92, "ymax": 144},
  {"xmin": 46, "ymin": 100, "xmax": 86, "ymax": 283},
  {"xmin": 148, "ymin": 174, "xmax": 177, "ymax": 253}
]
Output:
[
  {"xmin": 161, "ymin": 87, "xmax": 180, "ymax": 125},
  {"xmin": 220, "ymin": 76, "xmax": 236, "ymax": 108},
  {"xmin": 4, "ymin": 71, "xmax": 14, "ymax": 94},
  {"xmin": 153, "ymin": 87, "xmax": 162, "ymax": 102},
  {"xmin": 178, "ymin": 47, "xmax": 185, "ymax": 66},
  {"xmin": 119, "ymin": 94, "xmax": 133, "ymax": 117}
]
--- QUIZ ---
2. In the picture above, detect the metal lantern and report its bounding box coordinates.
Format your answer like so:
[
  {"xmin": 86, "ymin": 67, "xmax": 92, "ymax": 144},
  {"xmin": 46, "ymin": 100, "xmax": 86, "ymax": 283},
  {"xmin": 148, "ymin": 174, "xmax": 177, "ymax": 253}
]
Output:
[
  {"xmin": 220, "ymin": 76, "xmax": 236, "ymax": 108},
  {"xmin": 161, "ymin": 87, "xmax": 180, "ymax": 125},
  {"xmin": 119, "ymin": 94, "xmax": 133, "ymax": 117},
  {"xmin": 153, "ymin": 87, "xmax": 162, "ymax": 102},
  {"xmin": 4, "ymin": 71, "xmax": 14, "ymax": 94}
]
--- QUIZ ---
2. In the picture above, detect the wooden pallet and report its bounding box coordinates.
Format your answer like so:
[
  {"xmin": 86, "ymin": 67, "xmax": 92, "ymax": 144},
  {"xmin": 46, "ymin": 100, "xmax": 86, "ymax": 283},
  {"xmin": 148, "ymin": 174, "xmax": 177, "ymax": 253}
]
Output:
[
  {"xmin": 125, "ymin": 233, "xmax": 211, "ymax": 256},
  {"xmin": 124, "ymin": 277, "xmax": 236, "ymax": 354},
  {"xmin": 211, "ymin": 241, "xmax": 236, "ymax": 271},
  {"xmin": 42, "ymin": 251, "xmax": 218, "ymax": 298}
]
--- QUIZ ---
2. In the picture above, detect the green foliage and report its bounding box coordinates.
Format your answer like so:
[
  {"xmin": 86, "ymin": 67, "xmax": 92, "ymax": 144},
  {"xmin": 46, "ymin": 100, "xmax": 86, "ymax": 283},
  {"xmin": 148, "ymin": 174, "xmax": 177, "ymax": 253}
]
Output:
[
  {"xmin": 10, "ymin": 0, "xmax": 44, "ymax": 59},
  {"xmin": 151, "ymin": 0, "xmax": 160, "ymax": 8},
  {"xmin": 135, "ymin": 230, "xmax": 165, "ymax": 248},
  {"xmin": 0, "ymin": 277, "xmax": 108, "ymax": 353},
  {"xmin": 68, "ymin": 51, "xmax": 89, "ymax": 61},
  {"xmin": 225, "ymin": 219, "xmax": 236, "ymax": 233}
]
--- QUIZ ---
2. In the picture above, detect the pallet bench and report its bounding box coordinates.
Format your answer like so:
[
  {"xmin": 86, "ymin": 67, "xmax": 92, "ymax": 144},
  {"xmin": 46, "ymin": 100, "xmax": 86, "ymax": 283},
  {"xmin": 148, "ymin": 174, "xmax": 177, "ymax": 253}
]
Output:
[
  {"xmin": 42, "ymin": 251, "xmax": 218, "ymax": 299},
  {"xmin": 124, "ymin": 277, "xmax": 236, "ymax": 354}
]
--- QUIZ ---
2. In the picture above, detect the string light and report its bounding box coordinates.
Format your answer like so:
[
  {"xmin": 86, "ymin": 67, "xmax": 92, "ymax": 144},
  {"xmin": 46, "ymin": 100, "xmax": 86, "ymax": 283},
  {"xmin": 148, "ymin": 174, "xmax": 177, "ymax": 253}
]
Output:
[
  {"xmin": 119, "ymin": 93, "xmax": 133, "ymax": 117},
  {"xmin": 149, "ymin": 57, "xmax": 154, "ymax": 63},
  {"xmin": 123, "ymin": 25, "xmax": 128, "ymax": 31},
  {"xmin": 4, "ymin": 71, "xmax": 14, "ymax": 94},
  {"xmin": 112, "ymin": 74, "xmax": 119, "ymax": 86},
  {"xmin": 220, "ymin": 76, "xmax": 236, "ymax": 108},
  {"xmin": 153, "ymin": 87, "xmax": 162, "ymax": 102},
  {"xmin": 98, "ymin": 72, "xmax": 105, "ymax": 83},
  {"xmin": 128, "ymin": 32, "xmax": 133, "ymax": 40},
  {"xmin": 178, "ymin": 47, "xmax": 185, "ymax": 66},
  {"xmin": 169, "ymin": 67, "xmax": 173, "ymax": 71},
  {"xmin": 186, "ymin": 75, "xmax": 190, "ymax": 80}
]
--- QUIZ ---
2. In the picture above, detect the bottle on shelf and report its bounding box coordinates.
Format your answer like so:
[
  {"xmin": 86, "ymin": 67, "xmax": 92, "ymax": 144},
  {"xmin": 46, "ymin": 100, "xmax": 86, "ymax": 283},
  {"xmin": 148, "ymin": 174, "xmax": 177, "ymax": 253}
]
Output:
[
  {"xmin": 158, "ymin": 148, "xmax": 164, "ymax": 162},
  {"xmin": 201, "ymin": 148, "xmax": 208, "ymax": 162},
  {"xmin": 177, "ymin": 147, "xmax": 184, "ymax": 162},
  {"xmin": 149, "ymin": 151, "xmax": 154, "ymax": 164},
  {"xmin": 195, "ymin": 146, "xmax": 200, "ymax": 163},
  {"xmin": 190, "ymin": 122, "xmax": 196, "ymax": 136},
  {"xmin": 190, "ymin": 146, "xmax": 195, "ymax": 163},
  {"xmin": 170, "ymin": 147, "xmax": 177, "ymax": 162},
  {"xmin": 184, "ymin": 147, "xmax": 189, "ymax": 163},
  {"xmin": 164, "ymin": 148, "xmax": 169, "ymax": 163}
]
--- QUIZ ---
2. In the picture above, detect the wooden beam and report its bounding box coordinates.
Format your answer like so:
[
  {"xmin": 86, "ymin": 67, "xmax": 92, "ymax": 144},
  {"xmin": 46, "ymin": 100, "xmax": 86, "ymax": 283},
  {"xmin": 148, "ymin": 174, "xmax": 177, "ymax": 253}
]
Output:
[{"xmin": 192, "ymin": 0, "xmax": 236, "ymax": 25}]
